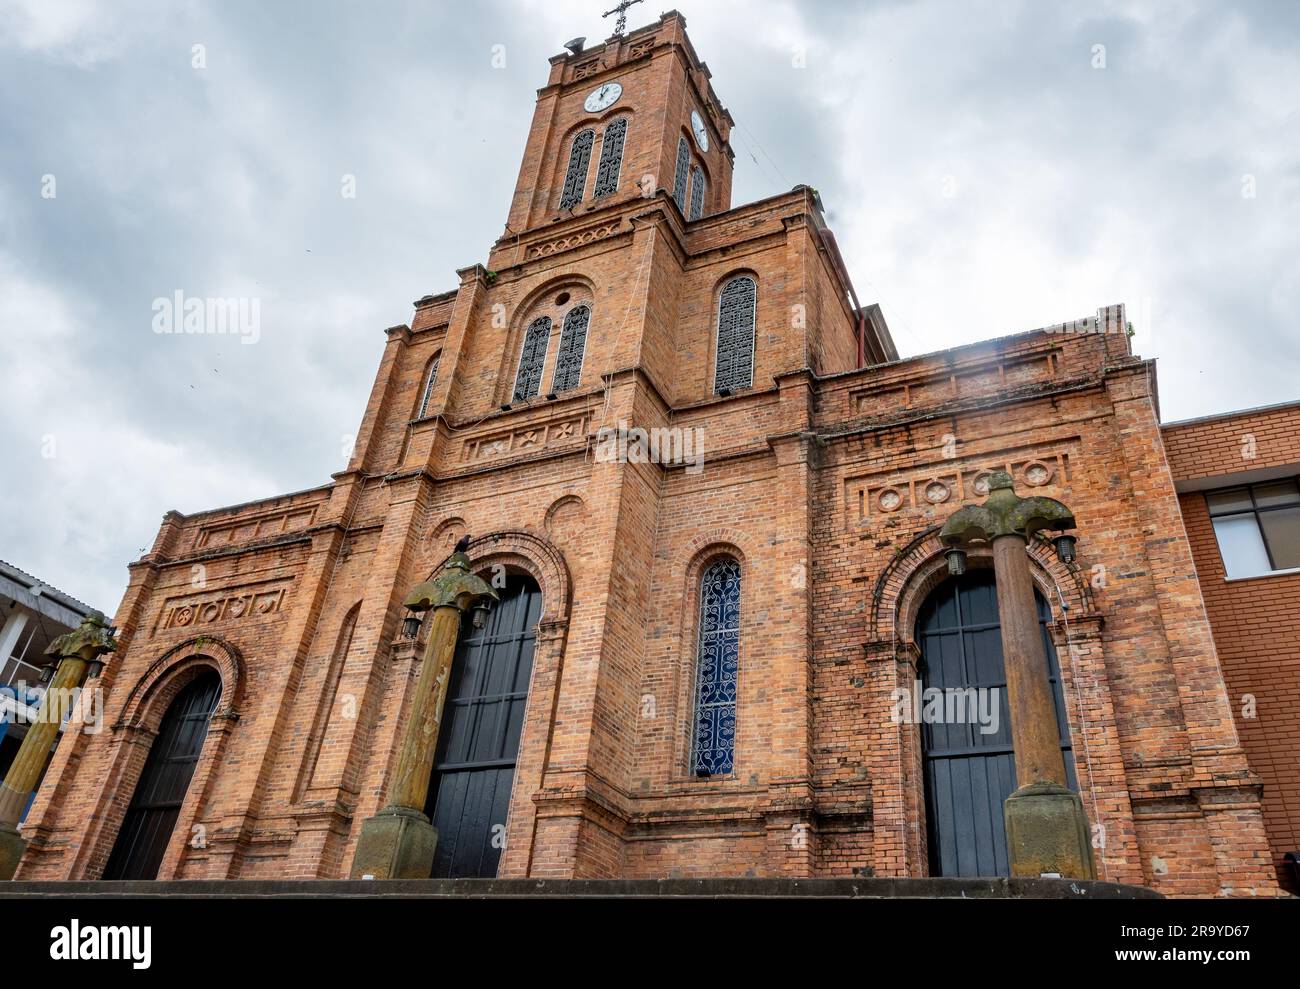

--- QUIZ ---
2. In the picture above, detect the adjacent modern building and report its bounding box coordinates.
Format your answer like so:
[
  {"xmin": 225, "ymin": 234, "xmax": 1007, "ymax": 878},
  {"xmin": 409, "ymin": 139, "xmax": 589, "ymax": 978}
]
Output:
[
  {"xmin": 0, "ymin": 561, "xmax": 98, "ymax": 821},
  {"xmin": 1162, "ymin": 401, "xmax": 1300, "ymax": 892}
]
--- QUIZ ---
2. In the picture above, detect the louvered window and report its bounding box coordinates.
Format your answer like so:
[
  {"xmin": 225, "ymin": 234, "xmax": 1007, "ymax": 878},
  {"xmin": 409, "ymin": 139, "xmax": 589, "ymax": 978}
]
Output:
[
  {"xmin": 551, "ymin": 305, "xmax": 590, "ymax": 393},
  {"xmin": 714, "ymin": 276, "xmax": 756, "ymax": 393},
  {"xmin": 513, "ymin": 316, "xmax": 551, "ymax": 401},
  {"xmin": 593, "ymin": 119, "xmax": 628, "ymax": 198},
  {"xmin": 560, "ymin": 130, "xmax": 595, "ymax": 210},
  {"xmin": 672, "ymin": 137, "xmax": 690, "ymax": 214}
]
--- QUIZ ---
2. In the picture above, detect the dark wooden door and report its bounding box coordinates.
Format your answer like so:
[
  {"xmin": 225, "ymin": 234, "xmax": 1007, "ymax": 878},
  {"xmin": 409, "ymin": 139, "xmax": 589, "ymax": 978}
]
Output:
[
  {"xmin": 424, "ymin": 574, "xmax": 540, "ymax": 877},
  {"xmin": 918, "ymin": 570, "xmax": 1076, "ymax": 877},
  {"xmin": 102, "ymin": 671, "xmax": 221, "ymax": 880}
]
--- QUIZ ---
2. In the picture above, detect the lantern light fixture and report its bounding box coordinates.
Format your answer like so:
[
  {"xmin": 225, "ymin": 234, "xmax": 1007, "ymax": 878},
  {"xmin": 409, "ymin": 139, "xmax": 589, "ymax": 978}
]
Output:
[
  {"xmin": 1053, "ymin": 533, "xmax": 1078, "ymax": 564},
  {"xmin": 945, "ymin": 547, "xmax": 968, "ymax": 576}
]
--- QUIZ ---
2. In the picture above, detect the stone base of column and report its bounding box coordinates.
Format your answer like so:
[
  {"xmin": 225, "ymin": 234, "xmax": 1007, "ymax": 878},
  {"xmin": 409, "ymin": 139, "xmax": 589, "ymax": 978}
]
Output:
[
  {"xmin": 0, "ymin": 823, "xmax": 27, "ymax": 881},
  {"xmin": 348, "ymin": 806, "xmax": 438, "ymax": 880},
  {"xmin": 1004, "ymin": 781, "xmax": 1096, "ymax": 880}
]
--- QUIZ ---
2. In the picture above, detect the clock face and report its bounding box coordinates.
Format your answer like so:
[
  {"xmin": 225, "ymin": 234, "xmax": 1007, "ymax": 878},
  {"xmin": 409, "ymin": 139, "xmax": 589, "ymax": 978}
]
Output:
[
  {"xmin": 584, "ymin": 82, "xmax": 622, "ymax": 113},
  {"xmin": 691, "ymin": 109, "xmax": 709, "ymax": 152}
]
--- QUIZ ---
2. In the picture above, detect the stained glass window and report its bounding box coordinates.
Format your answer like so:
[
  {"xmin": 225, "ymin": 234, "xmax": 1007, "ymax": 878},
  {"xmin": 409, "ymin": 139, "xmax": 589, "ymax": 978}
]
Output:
[
  {"xmin": 673, "ymin": 137, "xmax": 690, "ymax": 214},
  {"xmin": 693, "ymin": 557, "xmax": 740, "ymax": 776},
  {"xmin": 593, "ymin": 118, "xmax": 628, "ymax": 198},
  {"xmin": 513, "ymin": 316, "xmax": 551, "ymax": 401},
  {"xmin": 551, "ymin": 305, "xmax": 590, "ymax": 393},
  {"xmin": 560, "ymin": 130, "xmax": 595, "ymax": 210},
  {"xmin": 689, "ymin": 166, "xmax": 705, "ymax": 220},
  {"xmin": 714, "ymin": 276, "xmax": 756, "ymax": 393},
  {"xmin": 417, "ymin": 353, "xmax": 440, "ymax": 418}
]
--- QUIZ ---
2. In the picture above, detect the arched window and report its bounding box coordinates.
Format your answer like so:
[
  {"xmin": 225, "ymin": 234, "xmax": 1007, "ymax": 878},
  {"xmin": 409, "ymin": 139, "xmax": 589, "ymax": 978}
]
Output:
[
  {"xmin": 102, "ymin": 671, "xmax": 222, "ymax": 880},
  {"xmin": 593, "ymin": 118, "xmax": 628, "ymax": 198},
  {"xmin": 560, "ymin": 129, "xmax": 595, "ymax": 210},
  {"xmin": 918, "ymin": 571, "xmax": 1075, "ymax": 877},
  {"xmin": 551, "ymin": 305, "xmax": 590, "ymax": 393},
  {"xmin": 513, "ymin": 316, "xmax": 551, "ymax": 401},
  {"xmin": 672, "ymin": 137, "xmax": 690, "ymax": 214},
  {"xmin": 714, "ymin": 276, "xmax": 757, "ymax": 393},
  {"xmin": 417, "ymin": 353, "xmax": 440, "ymax": 418},
  {"xmin": 692, "ymin": 557, "xmax": 741, "ymax": 776},
  {"xmin": 689, "ymin": 166, "xmax": 705, "ymax": 220},
  {"xmin": 427, "ymin": 572, "xmax": 542, "ymax": 877}
]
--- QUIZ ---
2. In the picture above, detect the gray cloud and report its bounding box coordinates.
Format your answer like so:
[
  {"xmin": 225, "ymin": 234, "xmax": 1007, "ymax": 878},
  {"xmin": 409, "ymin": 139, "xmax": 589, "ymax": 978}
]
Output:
[{"xmin": 2, "ymin": 0, "xmax": 1297, "ymax": 611}]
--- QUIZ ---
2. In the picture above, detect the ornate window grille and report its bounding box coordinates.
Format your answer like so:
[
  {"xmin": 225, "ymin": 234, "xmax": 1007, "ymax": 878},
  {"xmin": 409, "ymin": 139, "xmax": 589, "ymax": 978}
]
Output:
[
  {"xmin": 551, "ymin": 305, "xmax": 590, "ymax": 393},
  {"xmin": 713, "ymin": 276, "xmax": 757, "ymax": 393},
  {"xmin": 689, "ymin": 167, "xmax": 705, "ymax": 220},
  {"xmin": 593, "ymin": 118, "xmax": 628, "ymax": 198},
  {"xmin": 417, "ymin": 353, "xmax": 440, "ymax": 418},
  {"xmin": 692, "ymin": 557, "xmax": 741, "ymax": 776},
  {"xmin": 513, "ymin": 316, "xmax": 551, "ymax": 401},
  {"xmin": 672, "ymin": 137, "xmax": 690, "ymax": 214},
  {"xmin": 560, "ymin": 130, "xmax": 595, "ymax": 210}
]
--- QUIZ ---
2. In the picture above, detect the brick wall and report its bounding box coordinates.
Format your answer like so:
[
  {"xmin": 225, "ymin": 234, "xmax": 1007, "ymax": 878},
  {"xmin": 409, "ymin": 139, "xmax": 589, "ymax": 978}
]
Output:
[
  {"xmin": 15, "ymin": 16, "xmax": 1285, "ymax": 898},
  {"xmin": 1163, "ymin": 402, "xmax": 1300, "ymax": 891}
]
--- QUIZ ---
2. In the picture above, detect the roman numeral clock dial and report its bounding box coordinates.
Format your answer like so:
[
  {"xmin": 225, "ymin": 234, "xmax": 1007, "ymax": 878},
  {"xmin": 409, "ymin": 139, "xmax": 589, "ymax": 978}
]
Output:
[{"xmin": 584, "ymin": 82, "xmax": 623, "ymax": 112}]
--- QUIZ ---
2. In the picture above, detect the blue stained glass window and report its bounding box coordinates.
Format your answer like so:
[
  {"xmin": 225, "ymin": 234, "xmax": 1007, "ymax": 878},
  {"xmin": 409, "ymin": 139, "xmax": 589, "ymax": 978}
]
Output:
[{"xmin": 692, "ymin": 557, "xmax": 741, "ymax": 775}]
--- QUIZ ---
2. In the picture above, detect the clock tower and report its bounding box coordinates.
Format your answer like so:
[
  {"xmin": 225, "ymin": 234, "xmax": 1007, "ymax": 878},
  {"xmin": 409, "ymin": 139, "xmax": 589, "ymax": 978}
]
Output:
[{"xmin": 495, "ymin": 10, "xmax": 735, "ymax": 249}]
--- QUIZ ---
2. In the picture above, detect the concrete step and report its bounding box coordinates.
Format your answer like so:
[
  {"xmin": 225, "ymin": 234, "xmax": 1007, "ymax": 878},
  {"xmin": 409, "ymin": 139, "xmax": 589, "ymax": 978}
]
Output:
[{"xmin": 0, "ymin": 876, "xmax": 1160, "ymax": 898}]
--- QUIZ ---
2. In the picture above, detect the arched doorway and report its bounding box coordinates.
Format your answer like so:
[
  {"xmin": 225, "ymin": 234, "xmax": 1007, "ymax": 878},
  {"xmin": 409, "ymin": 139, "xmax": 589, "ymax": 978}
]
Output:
[
  {"xmin": 102, "ymin": 670, "xmax": 222, "ymax": 880},
  {"xmin": 424, "ymin": 572, "xmax": 541, "ymax": 877},
  {"xmin": 917, "ymin": 570, "xmax": 1075, "ymax": 877}
]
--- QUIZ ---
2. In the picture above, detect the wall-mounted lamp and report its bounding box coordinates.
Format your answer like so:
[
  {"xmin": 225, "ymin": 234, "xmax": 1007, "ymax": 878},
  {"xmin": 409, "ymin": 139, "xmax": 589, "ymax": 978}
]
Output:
[
  {"xmin": 401, "ymin": 608, "xmax": 423, "ymax": 640},
  {"xmin": 1052, "ymin": 533, "xmax": 1078, "ymax": 564},
  {"xmin": 945, "ymin": 547, "xmax": 968, "ymax": 576}
]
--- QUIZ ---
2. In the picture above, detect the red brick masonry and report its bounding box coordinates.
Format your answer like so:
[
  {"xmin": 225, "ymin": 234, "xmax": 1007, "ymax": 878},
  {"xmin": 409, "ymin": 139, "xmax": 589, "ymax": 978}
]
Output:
[
  {"xmin": 1163, "ymin": 401, "xmax": 1300, "ymax": 892},
  {"xmin": 15, "ymin": 12, "xmax": 1285, "ymax": 897}
]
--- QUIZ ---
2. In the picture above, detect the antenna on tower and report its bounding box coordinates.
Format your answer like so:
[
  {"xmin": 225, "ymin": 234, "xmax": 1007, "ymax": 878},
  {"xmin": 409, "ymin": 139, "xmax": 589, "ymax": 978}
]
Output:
[{"xmin": 563, "ymin": 37, "xmax": 586, "ymax": 56}]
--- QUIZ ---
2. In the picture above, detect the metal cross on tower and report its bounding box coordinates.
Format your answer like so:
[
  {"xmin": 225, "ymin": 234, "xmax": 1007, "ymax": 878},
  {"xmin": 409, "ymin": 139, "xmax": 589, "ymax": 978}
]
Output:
[{"xmin": 602, "ymin": 0, "xmax": 644, "ymax": 37}]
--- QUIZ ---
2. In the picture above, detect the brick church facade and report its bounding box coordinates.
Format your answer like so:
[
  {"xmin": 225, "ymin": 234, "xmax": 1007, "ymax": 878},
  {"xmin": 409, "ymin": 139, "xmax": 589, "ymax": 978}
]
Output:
[{"xmin": 17, "ymin": 12, "xmax": 1292, "ymax": 895}]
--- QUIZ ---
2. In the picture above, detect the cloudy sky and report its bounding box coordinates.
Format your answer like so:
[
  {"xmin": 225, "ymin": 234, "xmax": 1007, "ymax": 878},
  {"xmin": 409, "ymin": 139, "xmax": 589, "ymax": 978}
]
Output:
[{"xmin": 2, "ymin": 0, "xmax": 1298, "ymax": 612}]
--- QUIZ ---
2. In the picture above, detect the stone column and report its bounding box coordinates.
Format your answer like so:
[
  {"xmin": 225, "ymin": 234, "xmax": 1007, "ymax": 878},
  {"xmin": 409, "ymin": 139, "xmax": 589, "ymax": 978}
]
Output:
[
  {"xmin": 992, "ymin": 534, "xmax": 1070, "ymax": 789},
  {"xmin": 940, "ymin": 472, "xmax": 1095, "ymax": 879},
  {"xmin": 0, "ymin": 612, "xmax": 117, "ymax": 880},
  {"xmin": 349, "ymin": 548, "xmax": 496, "ymax": 880}
]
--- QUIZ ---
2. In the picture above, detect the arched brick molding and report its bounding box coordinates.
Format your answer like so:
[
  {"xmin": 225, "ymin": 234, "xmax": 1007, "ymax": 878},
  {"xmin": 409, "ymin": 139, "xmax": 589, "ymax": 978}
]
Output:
[
  {"xmin": 73, "ymin": 637, "xmax": 244, "ymax": 880},
  {"xmin": 114, "ymin": 636, "xmax": 245, "ymax": 730},
  {"xmin": 435, "ymin": 530, "xmax": 572, "ymax": 625},
  {"xmin": 543, "ymin": 495, "xmax": 586, "ymax": 551},
  {"xmin": 870, "ymin": 525, "xmax": 1098, "ymax": 651},
  {"xmin": 424, "ymin": 515, "xmax": 467, "ymax": 559}
]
